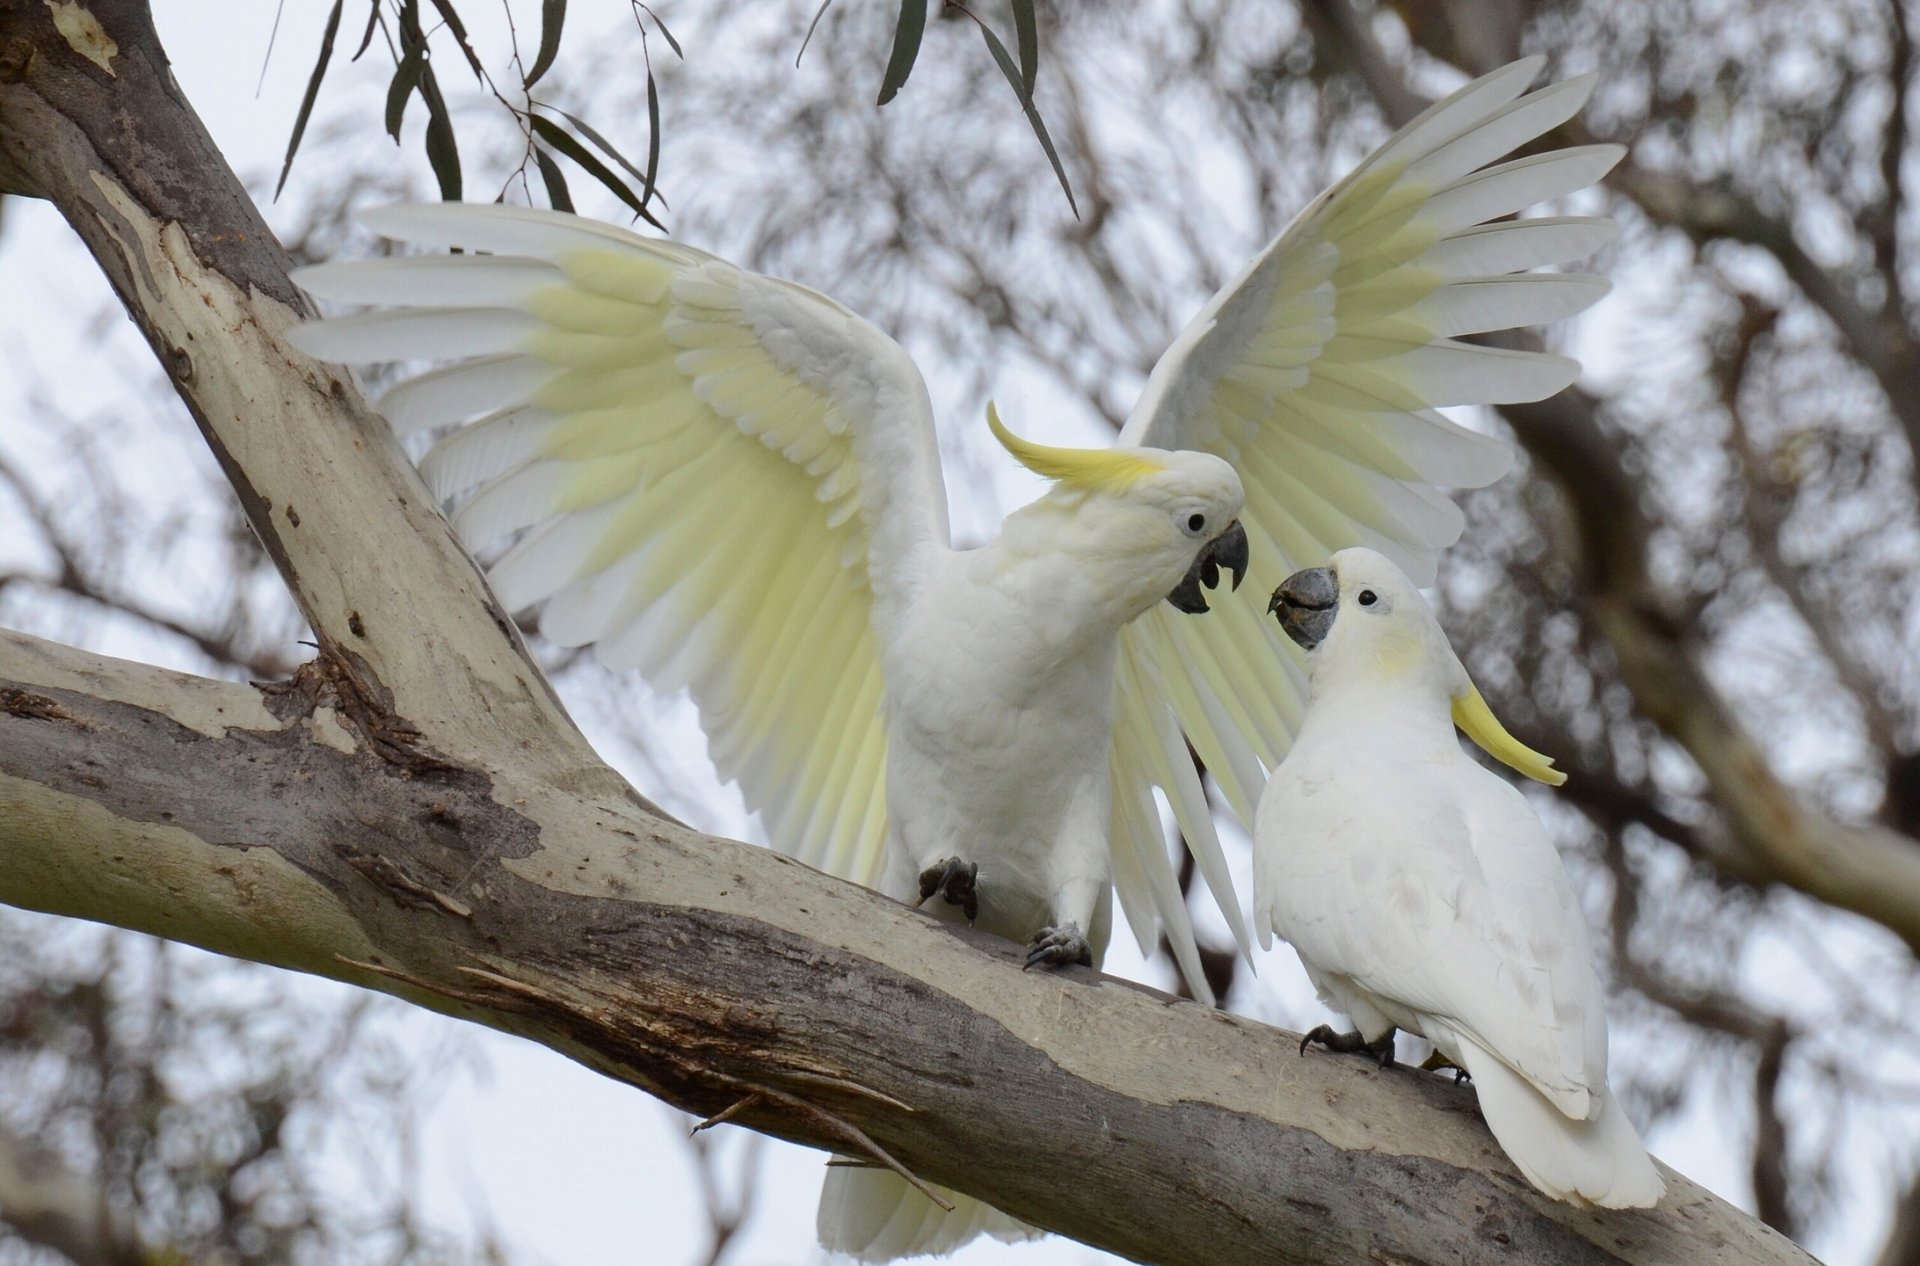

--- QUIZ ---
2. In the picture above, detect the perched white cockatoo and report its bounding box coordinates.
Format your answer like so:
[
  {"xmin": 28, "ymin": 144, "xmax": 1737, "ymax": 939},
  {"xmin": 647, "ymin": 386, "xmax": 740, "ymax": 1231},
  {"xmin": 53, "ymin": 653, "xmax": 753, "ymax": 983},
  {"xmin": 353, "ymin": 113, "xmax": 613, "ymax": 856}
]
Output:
[
  {"xmin": 287, "ymin": 55, "xmax": 1622, "ymax": 1260},
  {"xmin": 1256, "ymin": 547, "xmax": 1664, "ymax": 1209}
]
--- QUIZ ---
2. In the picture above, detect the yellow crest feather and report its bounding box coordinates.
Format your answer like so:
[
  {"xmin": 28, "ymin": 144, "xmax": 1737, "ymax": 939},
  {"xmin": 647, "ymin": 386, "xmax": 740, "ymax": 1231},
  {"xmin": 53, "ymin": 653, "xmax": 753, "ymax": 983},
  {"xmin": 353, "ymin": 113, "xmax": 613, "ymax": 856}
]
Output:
[
  {"xmin": 987, "ymin": 402, "xmax": 1165, "ymax": 493},
  {"xmin": 1451, "ymin": 686, "xmax": 1567, "ymax": 786}
]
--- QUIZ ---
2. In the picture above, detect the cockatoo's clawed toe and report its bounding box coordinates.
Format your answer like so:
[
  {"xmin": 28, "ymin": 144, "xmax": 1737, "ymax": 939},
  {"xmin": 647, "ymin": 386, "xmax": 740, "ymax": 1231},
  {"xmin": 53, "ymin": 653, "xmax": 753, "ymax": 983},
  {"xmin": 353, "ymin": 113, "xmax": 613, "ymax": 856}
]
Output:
[
  {"xmin": 1417, "ymin": 1049, "xmax": 1472, "ymax": 1085},
  {"xmin": 1022, "ymin": 923, "xmax": 1093, "ymax": 971},
  {"xmin": 1299, "ymin": 1024, "xmax": 1397, "ymax": 1068},
  {"xmin": 916, "ymin": 857, "xmax": 980, "ymax": 924}
]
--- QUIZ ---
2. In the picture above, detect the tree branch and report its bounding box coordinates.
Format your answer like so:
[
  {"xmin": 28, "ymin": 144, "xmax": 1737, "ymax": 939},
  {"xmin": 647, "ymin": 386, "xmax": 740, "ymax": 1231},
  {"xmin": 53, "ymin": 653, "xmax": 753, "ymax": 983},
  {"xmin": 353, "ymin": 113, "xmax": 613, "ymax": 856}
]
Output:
[
  {"xmin": 1876, "ymin": 0, "xmax": 1911, "ymax": 309},
  {"xmin": 1501, "ymin": 384, "xmax": 1920, "ymax": 952},
  {"xmin": 0, "ymin": 627, "xmax": 1813, "ymax": 1266},
  {"xmin": 0, "ymin": 0, "xmax": 607, "ymax": 792}
]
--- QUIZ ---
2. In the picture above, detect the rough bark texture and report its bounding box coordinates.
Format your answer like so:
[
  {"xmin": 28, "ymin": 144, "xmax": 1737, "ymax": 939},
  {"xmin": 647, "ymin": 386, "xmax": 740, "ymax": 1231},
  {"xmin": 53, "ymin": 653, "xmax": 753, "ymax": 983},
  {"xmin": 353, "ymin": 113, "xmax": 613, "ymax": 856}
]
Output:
[
  {"xmin": 0, "ymin": 631, "xmax": 1812, "ymax": 1266},
  {"xmin": 0, "ymin": 2, "xmax": 1822, "ymax": 1263}
]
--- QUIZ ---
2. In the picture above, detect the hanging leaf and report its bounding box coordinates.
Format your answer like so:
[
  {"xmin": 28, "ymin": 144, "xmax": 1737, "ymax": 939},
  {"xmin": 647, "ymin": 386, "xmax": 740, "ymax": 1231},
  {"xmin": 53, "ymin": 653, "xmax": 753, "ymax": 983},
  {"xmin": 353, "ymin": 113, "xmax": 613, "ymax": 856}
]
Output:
[
  {"xmin": 352, "ymin": 0, "xmax": 380, "ymax": 60},
  {"xmin": 633, "ymin": 2, "xmax": 682, "ymax": 58},
  {"xmin": 528, "ymin": 113, "xmax": 665, "ymax": 228},
  {"xmin": 877, "ymin": 0, "xmax": 926, "ymax": 105},
  {"xmin": 548, "ymin": 106, "xmax": 661, "ymax": 209},
  {"xmin": 527, "ymin": 0, "xmax": 565, "ymax": 87},
  {"xmin": 275, "ymin": 0, "xmax": 343, "ymax": 199},
  {"xmin": 532, "ymin": 146, "xmax": 574, "ymax": 212},
  {"xmin": 976, "ymin": 21, "xmax": 1076, "ymax": 216},
  {"xmin": 386, "ymin": 0, "xmax": 426, "ymax": 141},
  {"xmin": 1011, "ymin": 0, "xmax": 1037, "ymax": 96},
  {"xmin": 425, "ymin": 0, "xmax": 485, "ymax": 81},
  {"xmin": 419, "ymin": 65, "xmax": 464, "ymax": 201},
  {"xmin": 642, "ymin": 64, "xmax": 663, "ymax": 211},
  {"xmin": 384, "ymin": 47, "xmax": 425, "ymax": 141}
]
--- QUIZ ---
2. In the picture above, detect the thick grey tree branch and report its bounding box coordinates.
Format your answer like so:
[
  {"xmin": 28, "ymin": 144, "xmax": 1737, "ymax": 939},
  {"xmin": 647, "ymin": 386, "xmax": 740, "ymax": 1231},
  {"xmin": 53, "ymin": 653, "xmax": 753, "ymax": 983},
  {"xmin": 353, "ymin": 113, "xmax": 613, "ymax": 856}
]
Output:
[
  {"xmin": 1503, "ymin": 384, "xmax": 1920, "ymax": 954},
  {"xmin": 0, "ymin": 2, "xmax": 1819, "ymax": 1262},
  {"xmin": 0, "ymin": 628, "xmax": 1811, "ymax": 1266}
]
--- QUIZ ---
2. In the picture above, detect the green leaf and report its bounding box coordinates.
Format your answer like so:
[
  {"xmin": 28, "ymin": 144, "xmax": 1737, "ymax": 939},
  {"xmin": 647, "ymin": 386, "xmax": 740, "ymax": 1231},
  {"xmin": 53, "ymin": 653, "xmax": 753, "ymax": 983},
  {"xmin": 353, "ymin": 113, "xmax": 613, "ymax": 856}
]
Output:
[
  {"xmin": 642, "ymin": 70, "xmax": 663, "ymax": 210},
  {"xmin": 1011, "ymin": 0, "xmax": 1037, "ymax": 96},
  {"xmin": 532, "ymin": 146, "xmax": 574, "ymax": 212},
  {"xmin": 634, "ymin": 2, "xmax": 682, "ymax": 58},
  {"xmin": 386, "ymin": 0, "xmax": 426, "ymax": 141},
  {"xmin": 527, "ymin": 0, "xmax": 565, "ymax": 88},
  {"xmin": 275, "ymin": 0, "xmax": 343, "ymax": 199},
  {"xmin": 529, "ymin": 113, "xmax": 664, "ymax": 229},
  {"xmin": 877, "ymin": 0, "xmax": 926, "ymax": 105},
  {"xmin": 384, "ymin": 49, "xmax": 424, "ymax": 141},
  {"xmin": 977, "ymin": 21, "xmax": 1077, "ymax": 217},
  {"xmin": 419, "ymin": 64, "xmax": 463, "ymax": 201},
  {"xmin": 351, "ymin": 0, "xmax": 380, "ymax": 60},
  {"xmin": 547, "ymin": 106, "xmax": 665, "ymax": 212},
  {"xmin": 425, "ymin": 0, "xmax": 485, "ymax": 80}
]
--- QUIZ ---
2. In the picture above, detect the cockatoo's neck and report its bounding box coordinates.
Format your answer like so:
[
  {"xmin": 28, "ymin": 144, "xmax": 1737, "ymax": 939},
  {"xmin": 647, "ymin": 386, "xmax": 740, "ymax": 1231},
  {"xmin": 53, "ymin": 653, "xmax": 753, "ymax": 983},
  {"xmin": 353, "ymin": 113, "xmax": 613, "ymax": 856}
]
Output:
[
  {"xmin": 981, "ymin": 497, "xmax": 1173, "ymax": 636},
  {"xmin": 1305, "ymin": 633, "xmax": 1462, "ymax": 749}
]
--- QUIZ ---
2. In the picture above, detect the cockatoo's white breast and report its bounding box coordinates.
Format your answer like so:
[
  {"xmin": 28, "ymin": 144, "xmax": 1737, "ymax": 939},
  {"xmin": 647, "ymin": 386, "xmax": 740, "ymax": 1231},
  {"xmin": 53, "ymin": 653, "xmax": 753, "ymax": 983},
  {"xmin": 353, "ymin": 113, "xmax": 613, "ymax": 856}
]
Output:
[
  {"xmin": 878, "ymin": 545, "xmax": 1121, "ymax": 939},
  {"xmin": 1256, "ymin": 633, "xmax": 1609, "ymax": 1113}
]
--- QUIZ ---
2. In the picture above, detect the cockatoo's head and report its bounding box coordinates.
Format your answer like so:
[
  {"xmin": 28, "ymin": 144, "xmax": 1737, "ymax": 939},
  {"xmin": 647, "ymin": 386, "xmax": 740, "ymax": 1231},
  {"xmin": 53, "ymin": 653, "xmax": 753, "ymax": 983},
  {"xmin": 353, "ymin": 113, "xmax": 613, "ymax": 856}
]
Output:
[
  {"xmin": 989, "ymin": 405, "xmax": 1248, "ymax": 616},
  {"xmin": 1267, "ymin": 547, "xmax": 1567, "ymax": 785}
]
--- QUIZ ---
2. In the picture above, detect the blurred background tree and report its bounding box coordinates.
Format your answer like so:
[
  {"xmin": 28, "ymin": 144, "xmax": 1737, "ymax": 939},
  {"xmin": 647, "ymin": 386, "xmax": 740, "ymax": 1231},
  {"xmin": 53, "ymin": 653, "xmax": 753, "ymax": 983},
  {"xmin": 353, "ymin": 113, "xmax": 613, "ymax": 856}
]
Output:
[{"xmin": 1, "ymin": 0, "xmax": 1915, "ymax": 1262}]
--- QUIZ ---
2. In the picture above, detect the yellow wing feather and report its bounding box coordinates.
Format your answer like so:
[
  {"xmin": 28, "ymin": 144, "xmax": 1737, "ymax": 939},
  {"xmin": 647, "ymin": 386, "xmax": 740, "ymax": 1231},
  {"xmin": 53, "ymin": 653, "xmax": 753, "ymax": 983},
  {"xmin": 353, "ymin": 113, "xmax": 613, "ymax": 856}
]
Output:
[
  {"xmin": 1109, "ymin": 60, "xmax": 1616, "ymax": 953},
  {"xmin": 290, "ymin": 203, "xmax": 949, "ymax": 889}
]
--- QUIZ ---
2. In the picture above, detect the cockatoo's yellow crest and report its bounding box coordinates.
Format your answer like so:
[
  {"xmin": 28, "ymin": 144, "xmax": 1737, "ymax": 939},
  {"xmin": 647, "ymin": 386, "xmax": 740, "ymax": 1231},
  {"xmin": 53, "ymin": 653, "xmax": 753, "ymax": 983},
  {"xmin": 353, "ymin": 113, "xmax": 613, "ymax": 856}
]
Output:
[
  {"xmin": 987, "ymin": 402, "xmax": 1165, "ymax": 493},
  {"xmin": 1451, "ymin": 687, "xmax": 1567, "ymax": 786}
]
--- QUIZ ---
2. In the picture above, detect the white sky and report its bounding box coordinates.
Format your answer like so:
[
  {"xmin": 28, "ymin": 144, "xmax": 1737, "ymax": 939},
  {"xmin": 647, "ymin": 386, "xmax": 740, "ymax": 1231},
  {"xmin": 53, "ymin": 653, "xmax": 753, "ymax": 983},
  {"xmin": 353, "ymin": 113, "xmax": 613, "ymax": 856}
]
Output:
[{"xmin": 0, "ymin": 2, "xmax": 1887, "ymax": 1264}]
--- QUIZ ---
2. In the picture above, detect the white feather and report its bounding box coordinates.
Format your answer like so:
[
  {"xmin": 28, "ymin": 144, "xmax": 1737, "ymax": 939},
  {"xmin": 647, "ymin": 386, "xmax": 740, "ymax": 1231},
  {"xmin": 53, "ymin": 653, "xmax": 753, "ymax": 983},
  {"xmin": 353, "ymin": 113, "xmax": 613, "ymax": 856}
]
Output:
[
  {"xmin": 817, "ymin": 1167, "xmax": 1039, "ymax": 1262},
  {"xmin": 377, "ymin": 355, "xmax": 556, "ymax": 433},
  {"xmin": 288, "ymin": 58, "xmax": 1625, "ymax": 1257},
  {"xmin": 1254, "ymin": 548, "xmax": 1663, "ymax": 1209},
  {"xmin": 291, "ymin": 256, "xmax": 553, "ymax": 308},
  {"xmin": 285, "ymin": 307, "xmax": 535, "ymax": 363},
  {"xmin": 1111, "ymin": 62, "xmax": 1618, "ymax": 862}
]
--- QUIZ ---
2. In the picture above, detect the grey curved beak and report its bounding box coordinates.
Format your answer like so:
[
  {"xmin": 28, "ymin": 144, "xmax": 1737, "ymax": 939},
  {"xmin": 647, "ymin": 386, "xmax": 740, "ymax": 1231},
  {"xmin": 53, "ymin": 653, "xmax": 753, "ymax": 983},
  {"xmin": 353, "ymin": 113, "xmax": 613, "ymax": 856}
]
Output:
[
  {"xmin": 1167, "ymin": 520, "xmax": 1250, "ymax": 615},
  {"xmin": 1268, "ymin": 566, "xmax": 1337, "ymax": 649}
]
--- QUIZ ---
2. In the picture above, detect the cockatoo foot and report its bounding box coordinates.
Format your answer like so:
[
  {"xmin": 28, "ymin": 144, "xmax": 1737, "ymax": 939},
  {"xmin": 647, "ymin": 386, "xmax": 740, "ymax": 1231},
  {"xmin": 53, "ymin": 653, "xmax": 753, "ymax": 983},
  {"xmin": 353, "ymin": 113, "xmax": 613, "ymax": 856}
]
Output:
[
  {"xmin": 1417, "ymin": 1050, "xmax": 1471, "ymax": 1085},
  {"xmin": 916, "ymin": 857, "xmax": 980, "ymax": 924},
  {"xmin": 1298, "ymin": 1025, "xmax": 1397, "ymax": 1069},
  {"xmin": 1023, "ymin": 923, "xmax": 1094, "ymax": 971}
]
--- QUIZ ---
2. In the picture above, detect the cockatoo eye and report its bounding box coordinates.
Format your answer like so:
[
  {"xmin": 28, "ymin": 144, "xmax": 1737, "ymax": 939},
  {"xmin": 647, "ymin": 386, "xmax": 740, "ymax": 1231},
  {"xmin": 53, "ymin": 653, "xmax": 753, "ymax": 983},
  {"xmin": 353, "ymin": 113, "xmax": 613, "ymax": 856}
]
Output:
[
  {"xmin": 1185, "ymin": 512, "xmax": 1207, "ymax": 535},
  {"xmin": 1358, "ymin": 589, "xmax": 1378, "ymax": 607}
]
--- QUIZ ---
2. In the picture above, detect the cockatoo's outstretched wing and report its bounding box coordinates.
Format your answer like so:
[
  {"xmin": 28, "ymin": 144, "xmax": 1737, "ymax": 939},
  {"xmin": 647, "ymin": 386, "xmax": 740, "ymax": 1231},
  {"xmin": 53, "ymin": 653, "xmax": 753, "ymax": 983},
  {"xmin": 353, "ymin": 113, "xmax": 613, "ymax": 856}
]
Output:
[
  {"xmin": 288, "ymin": 203, "xmax": 951, "ymax": 886},
  {"xmin": 1107, "ymin": 59, "xmax": 1623, "ymax": 971}
]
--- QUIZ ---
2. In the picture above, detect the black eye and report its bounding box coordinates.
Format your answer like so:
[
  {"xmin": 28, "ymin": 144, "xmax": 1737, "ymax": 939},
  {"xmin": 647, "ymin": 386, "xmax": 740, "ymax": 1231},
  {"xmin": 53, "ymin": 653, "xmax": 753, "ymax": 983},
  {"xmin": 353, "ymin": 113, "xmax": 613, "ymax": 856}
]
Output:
[
  {"xmin": 1358, "ymin": 589, "xmax": 1378, "ymax": 607},
  {"xmin": 1187, "ymin": 513, "xmax": 1206, "ymax": 533}
]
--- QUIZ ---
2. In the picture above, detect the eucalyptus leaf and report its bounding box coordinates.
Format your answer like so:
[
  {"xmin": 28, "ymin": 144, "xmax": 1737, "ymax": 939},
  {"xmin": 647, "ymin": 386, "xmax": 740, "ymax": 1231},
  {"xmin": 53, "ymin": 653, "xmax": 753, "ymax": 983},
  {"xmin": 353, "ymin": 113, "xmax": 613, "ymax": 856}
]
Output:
[
  {"xmin": 878, "ymin": 0, "xmax": 926, "ymax": 105},
  {"xmin": 275, "ymin": 0, "xmax": 343, "ymax": 199}
]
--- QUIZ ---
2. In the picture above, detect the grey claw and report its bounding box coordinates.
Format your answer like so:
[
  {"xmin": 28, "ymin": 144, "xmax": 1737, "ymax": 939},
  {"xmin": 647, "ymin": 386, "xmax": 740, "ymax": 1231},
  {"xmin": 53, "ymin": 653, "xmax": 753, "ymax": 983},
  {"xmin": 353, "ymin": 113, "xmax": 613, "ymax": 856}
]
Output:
[
  {"xmin": 1299, "ymin": 1024, "xmax": 1397, "ymax": 1068},
  {"xmin": 1024, "ymin": 922, "xmax": 1093, "ymax": 971},
  {"xmin": 916, "ymin": 857, "xmax": 979, "ymax": 924}
]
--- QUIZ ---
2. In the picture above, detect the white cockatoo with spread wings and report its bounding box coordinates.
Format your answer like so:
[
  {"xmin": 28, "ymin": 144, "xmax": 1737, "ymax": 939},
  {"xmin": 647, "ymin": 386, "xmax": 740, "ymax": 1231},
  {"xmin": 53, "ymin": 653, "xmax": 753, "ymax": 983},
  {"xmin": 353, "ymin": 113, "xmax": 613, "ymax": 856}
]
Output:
[{"xmin": 289, "ymin": 57, "xmax": 1622, "ymax": 1260}]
